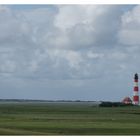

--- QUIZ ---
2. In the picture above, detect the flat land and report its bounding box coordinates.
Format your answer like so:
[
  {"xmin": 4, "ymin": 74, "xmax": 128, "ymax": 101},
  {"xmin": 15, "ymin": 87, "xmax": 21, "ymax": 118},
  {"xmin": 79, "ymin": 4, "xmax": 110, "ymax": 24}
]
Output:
[{"xmin": 0, "ymin": 102, "xmax": 140, "ymax": 135}]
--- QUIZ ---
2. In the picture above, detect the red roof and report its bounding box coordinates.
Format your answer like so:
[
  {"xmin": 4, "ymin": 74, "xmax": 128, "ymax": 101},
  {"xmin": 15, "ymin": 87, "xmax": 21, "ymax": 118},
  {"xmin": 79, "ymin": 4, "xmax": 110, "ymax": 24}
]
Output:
[{"xmin": 122, "ymin": 97, "xmax": 132, "ymax": 104}]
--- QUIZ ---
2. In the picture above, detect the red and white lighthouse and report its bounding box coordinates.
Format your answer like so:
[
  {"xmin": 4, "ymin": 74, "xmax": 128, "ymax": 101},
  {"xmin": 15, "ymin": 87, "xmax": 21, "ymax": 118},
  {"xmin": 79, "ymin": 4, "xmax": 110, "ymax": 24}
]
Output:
[{"xmin": 133, "ymin": 73, "xmax": 139, "ymax": 105}]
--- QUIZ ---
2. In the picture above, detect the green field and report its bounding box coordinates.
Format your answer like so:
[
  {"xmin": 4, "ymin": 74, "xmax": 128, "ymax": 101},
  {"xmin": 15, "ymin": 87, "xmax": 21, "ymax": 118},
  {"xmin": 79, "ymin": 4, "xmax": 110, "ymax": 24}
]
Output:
[{"xmin": 0, "ymin": 102, "xmax": 140, "ymax": 135}]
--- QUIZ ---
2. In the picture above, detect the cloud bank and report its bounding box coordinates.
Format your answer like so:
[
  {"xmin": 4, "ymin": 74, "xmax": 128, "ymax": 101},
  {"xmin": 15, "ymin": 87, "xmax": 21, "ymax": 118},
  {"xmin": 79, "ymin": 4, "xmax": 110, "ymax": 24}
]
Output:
[{"xmin": 0, "ymin": 5, "xmax": 139, "ymax": 100}]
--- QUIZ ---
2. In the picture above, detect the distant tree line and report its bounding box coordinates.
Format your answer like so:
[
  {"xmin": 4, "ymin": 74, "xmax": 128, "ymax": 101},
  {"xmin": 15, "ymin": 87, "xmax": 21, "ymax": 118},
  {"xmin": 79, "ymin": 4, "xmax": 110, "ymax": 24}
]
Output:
[{"xmin": 99, "ymin": 102, "xmax": 133, "ymax": 107}]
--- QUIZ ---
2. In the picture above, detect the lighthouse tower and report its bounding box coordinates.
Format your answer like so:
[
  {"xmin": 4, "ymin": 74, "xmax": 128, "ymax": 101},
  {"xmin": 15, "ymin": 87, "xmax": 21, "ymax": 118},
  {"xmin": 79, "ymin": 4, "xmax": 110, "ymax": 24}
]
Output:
[{"xmin": 133, "ymin": 73, "xmax": 139, "ymax": 105}]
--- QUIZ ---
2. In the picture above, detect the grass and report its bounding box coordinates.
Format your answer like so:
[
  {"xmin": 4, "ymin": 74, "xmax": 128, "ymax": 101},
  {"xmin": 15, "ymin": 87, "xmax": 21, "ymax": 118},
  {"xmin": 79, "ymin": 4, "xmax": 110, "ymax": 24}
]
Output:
[{"xmin": 0, "ymin": 102, "xmax": 140, "ymax": 135}]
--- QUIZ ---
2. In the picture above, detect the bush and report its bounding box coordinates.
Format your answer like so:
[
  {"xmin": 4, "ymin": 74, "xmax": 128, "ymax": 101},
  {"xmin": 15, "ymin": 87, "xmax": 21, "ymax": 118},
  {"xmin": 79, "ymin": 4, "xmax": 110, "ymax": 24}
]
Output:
[{"xmin": 99, "ymin": 102, "xmax": 133, "ymax": 107}]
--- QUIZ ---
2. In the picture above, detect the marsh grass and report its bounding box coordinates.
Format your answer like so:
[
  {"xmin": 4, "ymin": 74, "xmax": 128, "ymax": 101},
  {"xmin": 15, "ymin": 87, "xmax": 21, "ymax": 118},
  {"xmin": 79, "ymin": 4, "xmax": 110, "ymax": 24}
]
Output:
[{"xmin": 0, "ymin": 102, "xmax": 140, "ymax": 135}]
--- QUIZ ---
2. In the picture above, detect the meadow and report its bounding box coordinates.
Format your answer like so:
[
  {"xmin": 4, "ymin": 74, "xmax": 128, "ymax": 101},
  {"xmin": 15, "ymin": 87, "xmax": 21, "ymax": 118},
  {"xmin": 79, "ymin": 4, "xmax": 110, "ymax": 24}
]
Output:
[{"xmin": 0, "ymin": 102, "xmax": 140, "ymax": 135}]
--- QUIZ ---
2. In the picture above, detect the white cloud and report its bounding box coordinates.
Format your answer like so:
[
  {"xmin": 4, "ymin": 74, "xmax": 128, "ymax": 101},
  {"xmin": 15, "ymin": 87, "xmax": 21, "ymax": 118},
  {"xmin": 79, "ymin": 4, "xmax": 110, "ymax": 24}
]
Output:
[
  {"xmin": 119, "ymin": 5, "xmax": 140, "ymax": 45},
  {"xmin": 0, "ymin": 5, "xmax": 138, "ymax": 82},
  {"xmin": 0, "ymin": 5, "xmax": 140, "ymax": 100}
]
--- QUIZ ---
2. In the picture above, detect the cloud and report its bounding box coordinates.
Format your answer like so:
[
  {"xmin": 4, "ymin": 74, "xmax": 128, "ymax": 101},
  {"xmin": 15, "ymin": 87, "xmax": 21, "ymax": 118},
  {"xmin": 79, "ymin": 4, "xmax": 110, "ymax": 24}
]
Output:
[
  {"xmin": 118, "ymin": 5, "xmax": 140, "ymax": 45},
  {"xmin": 54, "ymin": 5, "xmax": 125, "ymax": 48},
  {"xmin": 0, "ymin": 5, "xmax": 140, "ymax": 100},
  {"xmin": 0, "ymin": 5, "xmax": 138, "ymax": 82}
]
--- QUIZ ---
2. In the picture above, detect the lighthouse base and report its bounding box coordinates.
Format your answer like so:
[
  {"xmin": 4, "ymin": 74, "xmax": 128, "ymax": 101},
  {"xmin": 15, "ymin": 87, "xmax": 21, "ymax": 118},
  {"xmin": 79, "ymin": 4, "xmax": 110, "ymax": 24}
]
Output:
[{"xmin": 133, "ymin": 102, "xmax": 139, "ymax": 105}]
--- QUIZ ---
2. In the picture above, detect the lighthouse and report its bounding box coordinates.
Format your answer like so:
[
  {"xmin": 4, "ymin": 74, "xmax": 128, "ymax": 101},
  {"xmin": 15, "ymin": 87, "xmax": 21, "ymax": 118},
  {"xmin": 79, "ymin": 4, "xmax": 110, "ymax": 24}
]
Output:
[{"xmin": 133, "ymin": 73, "xmax": 139, "ymax": 105}]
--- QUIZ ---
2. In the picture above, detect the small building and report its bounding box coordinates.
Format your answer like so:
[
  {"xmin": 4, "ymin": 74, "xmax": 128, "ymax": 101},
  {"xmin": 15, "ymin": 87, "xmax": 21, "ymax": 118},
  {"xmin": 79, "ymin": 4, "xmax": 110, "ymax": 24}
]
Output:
[{"xmin": 122, "ymin": 97, "xmax": 132, "ymax": 104}]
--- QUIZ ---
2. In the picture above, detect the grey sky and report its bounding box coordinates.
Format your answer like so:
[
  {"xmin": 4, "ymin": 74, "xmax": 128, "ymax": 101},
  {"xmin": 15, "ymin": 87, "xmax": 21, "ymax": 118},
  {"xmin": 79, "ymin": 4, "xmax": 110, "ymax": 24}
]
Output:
[{"xmin": 0, "ymin": 5, "xmax": 139, "ymax": 101}]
